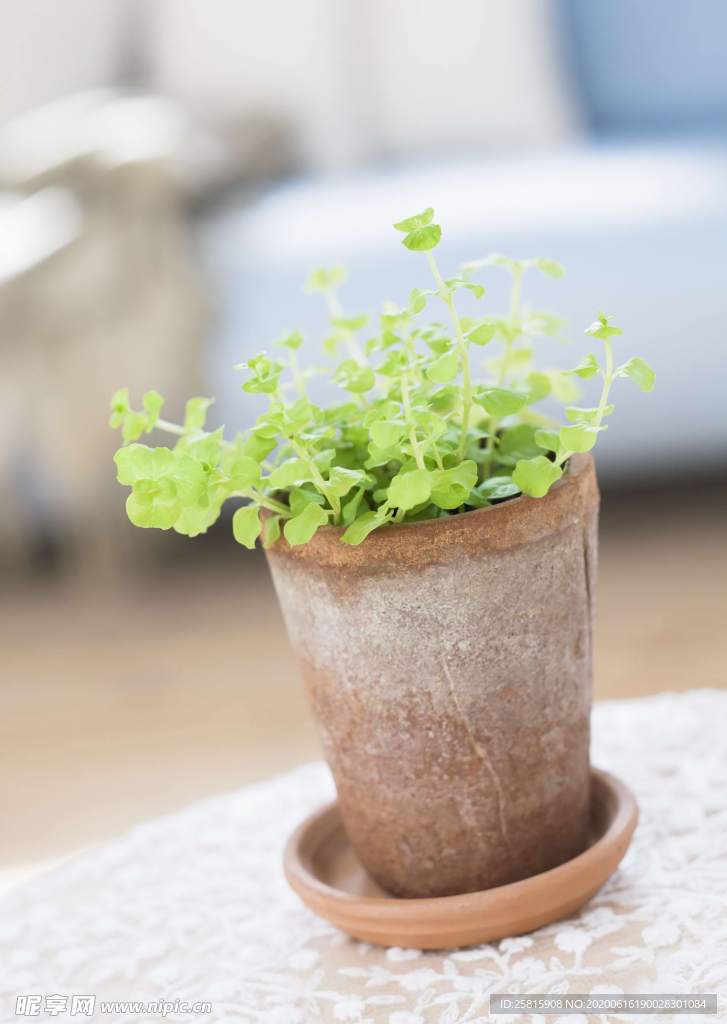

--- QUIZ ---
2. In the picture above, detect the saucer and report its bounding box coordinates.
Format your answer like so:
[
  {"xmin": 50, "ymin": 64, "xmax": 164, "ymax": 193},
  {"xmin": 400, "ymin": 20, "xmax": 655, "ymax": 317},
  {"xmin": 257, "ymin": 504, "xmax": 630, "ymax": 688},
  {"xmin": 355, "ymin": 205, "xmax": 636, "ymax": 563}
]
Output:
[{"xmin": 283, "ymin": 767, "xmax": 638, "ymax": 949}]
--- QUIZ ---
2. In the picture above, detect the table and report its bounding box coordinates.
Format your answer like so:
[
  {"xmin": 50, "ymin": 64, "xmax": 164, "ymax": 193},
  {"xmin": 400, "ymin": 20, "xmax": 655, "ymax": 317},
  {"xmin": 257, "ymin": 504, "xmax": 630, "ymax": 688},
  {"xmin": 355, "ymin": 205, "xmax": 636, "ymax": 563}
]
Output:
[{"xmin": 1, "ymin": 690, "xmax": 725, "ymax": 1023}]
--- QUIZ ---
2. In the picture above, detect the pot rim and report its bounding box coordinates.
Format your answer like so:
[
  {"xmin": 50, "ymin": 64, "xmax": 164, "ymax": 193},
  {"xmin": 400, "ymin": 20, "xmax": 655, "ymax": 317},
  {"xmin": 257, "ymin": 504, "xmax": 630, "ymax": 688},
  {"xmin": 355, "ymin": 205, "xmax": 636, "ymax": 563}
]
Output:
[
  {"xmin": 345, "ymin": 452, "xmax": 588, "ymax": 535},
  {"xmin": 264, "ymin": 453, "xmax": 589, "ymax": 536},
  {"xmin": 262, "ymin": 452, "xmax": 597, "ymax": 563}
]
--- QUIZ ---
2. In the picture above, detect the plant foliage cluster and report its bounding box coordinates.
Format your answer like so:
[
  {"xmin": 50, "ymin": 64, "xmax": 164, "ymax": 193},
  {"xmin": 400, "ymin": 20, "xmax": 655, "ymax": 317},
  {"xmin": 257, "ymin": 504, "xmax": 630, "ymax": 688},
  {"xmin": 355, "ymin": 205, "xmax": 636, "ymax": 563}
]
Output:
[{"xmin": 110, "ymin": 209, "xmax": 654, "ymax": 547}]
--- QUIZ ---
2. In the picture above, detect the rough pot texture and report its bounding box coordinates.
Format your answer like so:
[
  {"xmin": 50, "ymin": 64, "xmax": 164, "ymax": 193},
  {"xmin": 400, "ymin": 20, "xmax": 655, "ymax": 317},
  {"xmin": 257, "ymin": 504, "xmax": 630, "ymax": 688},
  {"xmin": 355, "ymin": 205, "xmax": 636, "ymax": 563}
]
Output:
[{"xmin": 264, "ymin": 453, "xmax": 600, "ymax": 899}]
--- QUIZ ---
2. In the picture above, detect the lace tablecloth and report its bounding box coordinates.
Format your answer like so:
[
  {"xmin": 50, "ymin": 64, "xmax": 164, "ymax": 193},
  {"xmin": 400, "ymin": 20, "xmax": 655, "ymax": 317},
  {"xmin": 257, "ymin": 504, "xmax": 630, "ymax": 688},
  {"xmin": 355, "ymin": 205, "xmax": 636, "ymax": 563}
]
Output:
[{"xmin": 1, "ymin": 690, "xmax": 725, "ymax": 1024}]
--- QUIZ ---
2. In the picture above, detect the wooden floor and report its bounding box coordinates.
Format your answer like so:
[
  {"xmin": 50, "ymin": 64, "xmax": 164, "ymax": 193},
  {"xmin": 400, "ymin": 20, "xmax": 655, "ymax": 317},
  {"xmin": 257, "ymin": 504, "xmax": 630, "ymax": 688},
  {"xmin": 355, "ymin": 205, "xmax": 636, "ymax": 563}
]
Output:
[{"xmin": 1, "ymin": 484, "xmax": 724, "ymax": 890}]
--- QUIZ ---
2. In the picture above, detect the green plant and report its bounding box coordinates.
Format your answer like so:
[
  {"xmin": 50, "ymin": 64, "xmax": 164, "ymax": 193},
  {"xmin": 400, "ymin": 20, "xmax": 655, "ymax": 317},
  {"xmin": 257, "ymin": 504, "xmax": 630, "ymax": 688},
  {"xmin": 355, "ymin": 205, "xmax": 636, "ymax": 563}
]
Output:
[{"xmin": 110, "ymin": 208, "xmax": 654, "ymax": 547}]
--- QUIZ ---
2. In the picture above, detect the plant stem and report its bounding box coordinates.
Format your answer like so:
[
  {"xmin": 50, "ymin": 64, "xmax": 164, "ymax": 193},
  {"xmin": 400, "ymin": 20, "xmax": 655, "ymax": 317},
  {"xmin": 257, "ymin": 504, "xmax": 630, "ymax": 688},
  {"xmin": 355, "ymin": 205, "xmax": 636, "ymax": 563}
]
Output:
[
  {"xmin": 425, "ymin": 251, "xmax": 471, "ymax": 462},
  {"xmin": 595, "ymin": 338, "xmax": 614, "ymax": 424},
  {"xmin": 484, "ymin": 267, "xmax": 522, "ymax": 475},
  {"xmin": 324, "ymin": 288, "xmax": 364, "ymax": 364},
  {"xmin": 400, "ymin": 372, "xmax": 426, "ymax": 471},
  {"xmin": 402, "ymin": 323, "xmax": 423, "ymax": 385},
  {"xmin": 155, "ymin": 419, "xmax": 236, "ymax": 450},
  {"xmin": 556, "ymin": 338, "xmax": 613, "ymax": 468},
  {"xmin": 155, "ymin": 418, "xmax": 185, "ymax": 436},
  {"xmin": 289, "ymin": 437, "xmax": 341, "ymax": 524},
  {"xmin": 499, "ymin": 270, "xmax": 522, "ymax": 386},
  {"xmin": 230, "ymin": 490, "xmax": 292, "ymax": 518},
  {"xmin": 288, "ymin": 348, "xmax": 307, "ymax": 397}
]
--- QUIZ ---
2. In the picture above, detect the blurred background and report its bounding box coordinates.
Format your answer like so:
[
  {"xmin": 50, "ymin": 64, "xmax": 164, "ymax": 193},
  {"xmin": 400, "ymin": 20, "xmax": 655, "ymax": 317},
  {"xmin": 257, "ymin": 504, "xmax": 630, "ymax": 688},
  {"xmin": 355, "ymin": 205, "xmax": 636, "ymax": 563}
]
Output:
[{"xmin": 1, "ymin": 0, "xmax": 725, "ymax": 892}]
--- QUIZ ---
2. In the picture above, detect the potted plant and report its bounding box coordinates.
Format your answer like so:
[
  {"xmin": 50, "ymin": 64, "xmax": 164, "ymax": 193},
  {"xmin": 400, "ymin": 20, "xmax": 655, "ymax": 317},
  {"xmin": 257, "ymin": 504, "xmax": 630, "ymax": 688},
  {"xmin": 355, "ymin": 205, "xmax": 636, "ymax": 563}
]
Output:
[{"xmin": 109, "ymin": 208, "xmax": 654, "ymax": 899}]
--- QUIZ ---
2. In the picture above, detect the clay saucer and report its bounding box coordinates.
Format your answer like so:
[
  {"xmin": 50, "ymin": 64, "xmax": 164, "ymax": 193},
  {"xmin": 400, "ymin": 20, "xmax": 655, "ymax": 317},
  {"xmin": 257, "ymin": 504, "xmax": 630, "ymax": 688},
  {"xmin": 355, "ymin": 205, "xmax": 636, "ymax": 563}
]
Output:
[{"xmin": 284, "ymin": 767, "xmax": 637, "ymax": 949}]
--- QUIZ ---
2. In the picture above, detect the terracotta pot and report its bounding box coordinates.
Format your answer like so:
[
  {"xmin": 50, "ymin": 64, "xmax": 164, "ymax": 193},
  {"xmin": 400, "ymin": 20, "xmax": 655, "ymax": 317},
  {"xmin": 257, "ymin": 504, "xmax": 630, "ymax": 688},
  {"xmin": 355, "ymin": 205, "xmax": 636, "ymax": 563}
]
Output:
[{"xmin": 264, "ymin": 452, "xmax": 599, "ymax": 899}]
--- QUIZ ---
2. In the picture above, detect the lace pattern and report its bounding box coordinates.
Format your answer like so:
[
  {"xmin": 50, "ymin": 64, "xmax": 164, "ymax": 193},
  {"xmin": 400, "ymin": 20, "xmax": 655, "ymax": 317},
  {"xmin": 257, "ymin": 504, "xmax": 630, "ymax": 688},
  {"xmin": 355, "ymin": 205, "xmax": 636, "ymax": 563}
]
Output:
[{"xmin": 1, "ymin": 690, "xmax": 725, "ymax": 1023}]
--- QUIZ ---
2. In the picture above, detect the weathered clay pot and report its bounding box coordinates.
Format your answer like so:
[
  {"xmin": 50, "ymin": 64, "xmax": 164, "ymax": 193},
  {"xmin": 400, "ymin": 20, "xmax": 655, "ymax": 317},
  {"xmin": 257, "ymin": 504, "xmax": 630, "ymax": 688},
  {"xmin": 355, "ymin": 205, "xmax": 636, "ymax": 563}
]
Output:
[{"xmin": 264, "ymin": 453, "xmax": 599, "ymax": 899}]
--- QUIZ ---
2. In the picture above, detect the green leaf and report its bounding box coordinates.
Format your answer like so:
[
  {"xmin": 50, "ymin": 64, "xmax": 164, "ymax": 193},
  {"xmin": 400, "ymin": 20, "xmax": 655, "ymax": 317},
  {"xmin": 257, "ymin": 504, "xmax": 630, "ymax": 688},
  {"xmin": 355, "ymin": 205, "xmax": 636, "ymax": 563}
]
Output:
[
  {"xmin": 375, "ymin": 348, "xmax": 411, "ymax": 378},
  {"xmin": 565, "ymin": 405, "xmax": 613, "ymax": 423},
  {"xmin": 387, "ymin": 468, "xmax": 432, "ymax": 511},
  {"xmin": 289, "ymin": 487, "xmax": 326, "ymax": 517},
  {"xmin": 174, "ymin": 494, "xmax": 222, "ymax": 537},
  {"xmin": 463, "ymin": 252, "xmax": 518, "ymax": 274},
  {"xmin": 393, "ymin": 208, "xmax": 434, "ymax": 232},
  {"xmin": 142, "ymin": 390, "xmax": 164, "ymax": 431},
  {"xmin": 242, "ymin": 432, "xmax": 277, "ymax": 463},
  {"xmin": 184, "ymin": 397, "xmax": 215, "ymax": 433},
  {"xmin": 367, "ymin": 330, "xmax": 401, "ymax": 356},
  {"xmin": 585, "ymin": 313, "xmax": 623, "ymax": 340},
  {"xmin": 523, "ymin": 371, "xmax": 551, "ymax": 403},
  {"xmin": 490, "ymin": 345, "xmax": 532, "ymax": 377},
  {"xmin": 253, "ymin": 406, "xmax": 285, "ymax": 438},
  {"xmin": 204, "ymin": 469, "xmax": 231, "ymax": 505},
  {"xmin": 332, "ymin": 359, "xmax": 375, "ymax": 394},
  {"xmin": 286, "ymin": 399, "xmax": 317, "ymax": 436},
  {"xmin": 408, "ymin": 288, "xmax": 437, "ymax": 314},
  {"xmin": 333, "ymin": 314, "xmax": 368, "ymax": 332},
  {"xmin": 237, "ymin": 353, "xmax": 283, "ymax": 396},
  {"xmin": 323, "ymin": 333, "xmax": 342, "ymax": 357},
  {"xmin": 370, "ymin": 418, "xmax": 407, "ymax": 449},
  {"xmin": 522, "ymin": 311, "xmax": 568, "ymax": 342},
  {"xmin": 171, "ymin": 452, "xmax": 207, "ymax": 506},
  {"xmin": 476, "ymin": 475, "xmax": 521, "ymax": 501},
  {"xmin": 534, "ymin": 429, "xmax": 561, "ymax": 453},
  {"xmin": 545, "ymin": 368, "xmax": 581, "ymax": 404},
  {"xmin": 327, "ymin": 466, "xmax": 368, "ymax": 499},
  {"xmin": 564, "ymin": 353, "xmax": 600, "ymax": 379},
  {"xmin": 497, "ymin": 424, "xmax": 541, "ymax": 464},
  {"xmin": 268, "ymin": 459, "xmax": 314, "ymax": 490},
  {"xmin": 468, "ymin": 321, "xmax": 497, "ymax": 346},
  {"xmin": 227, "ymin": 455, "xmax": 262, "ymax": 491},
  {"xmin": 512, "ymin": 456, "xmax": 563, "ymax": 498},
  {"xmin": 426, "ymin": 349, "xmax": 459, "ymax": 385},
  {"xmin": 430, "ymin": 460, "xmax": 477, "ymax": 509},
  {"xmin": 474, "ymin": 387, "xmax": 527, "ymax": 417},
  {"xmin": 467, "ymin": 490, "xmax": 490, "ymax": 509},
  {"xmin": 242, "ymin": 370, "xmax": 281, "ymax": 395},
  {"xmin": 121, "ymin": 451, "xmax": 189, "ymax": 528},
  {"xmin": 305, "ymin": 266, "xmax": 347, "ymax": 292},
  {"xmin": 401, "ymin": 223, "xmax": 441, "ymax": 252},
  {"xmin": 109, "ymin": 387, "xmax": 130, "ymax": 428},
  {"xmin": 365, "ymin": 442, "xmax": 406, "ymax": 468},
  {"xmin": 445, "ymin": 272, "xmax": 485, "ymax": 298},
  {"xmin": 232, "ymin": 505, "xmax": 262, "ymax": 549},
  {"xmin": 341, "ymin": 510, "xmax": 389, "ymax": 546},
  {"xmin": 423, "ymin": 335, "xmax": 451, "ymax": 358},
  {"xmin": 126, "ymin": 480, "xmax": 182, "ymax": 530},
  {"xmin": 379, "ymin": 307, "xmax": 412, "ymax": 332},
  {"xmin": 115, "ymin": 444, "xmax": 175, "ymax": 485},
  {"xmin": 559, "ymin": 423, "xmax": 600, "ymax": 452},
  {"xmin": 262, "ymin": 514, "xmax": 282, "ymax": 548},
  {"xmin": 276, "ymin": 330, "xmax": 303, "ymax": 349},
  {"xmin": 341, "ymin": 487, "xmax": 367, "ymax": 526},
  {"xmin": 536, "ymin": 258, "xmax": 565, "ymax": 280},
  {"xmin": 312, "ymin": 449, "xmax": 335, "ymax": 474},
  {"xmin": 283, "ymin": 502, "xmax": 329, "ymax": 546},
  {"xmin": 122, "ymin": 412, "xmax": 147, "ymax": 444},
  {"xmin": 176, "ymin": 428, "xmax": 223, "ymax": 471},
  {"xmin": 617, "ymin": 356, "xmax": 655, "ymax": 392}
]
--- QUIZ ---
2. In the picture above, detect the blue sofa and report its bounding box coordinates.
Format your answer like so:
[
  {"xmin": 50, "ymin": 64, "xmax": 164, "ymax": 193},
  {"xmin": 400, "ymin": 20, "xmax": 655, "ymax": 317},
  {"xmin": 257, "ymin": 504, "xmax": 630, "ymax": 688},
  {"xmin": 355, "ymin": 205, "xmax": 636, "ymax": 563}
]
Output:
[{"xmin": 203, "ymin": 0, "xmax": 727, "ymax": 482}]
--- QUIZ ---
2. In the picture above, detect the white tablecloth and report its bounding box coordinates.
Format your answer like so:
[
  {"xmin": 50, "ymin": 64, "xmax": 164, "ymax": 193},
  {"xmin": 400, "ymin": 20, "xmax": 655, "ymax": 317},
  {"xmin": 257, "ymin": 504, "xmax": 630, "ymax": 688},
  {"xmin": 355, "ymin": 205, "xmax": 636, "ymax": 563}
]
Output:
[{"xmin": 1, "ymin": 690, "xmax": 725, "ymax": 1024}]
